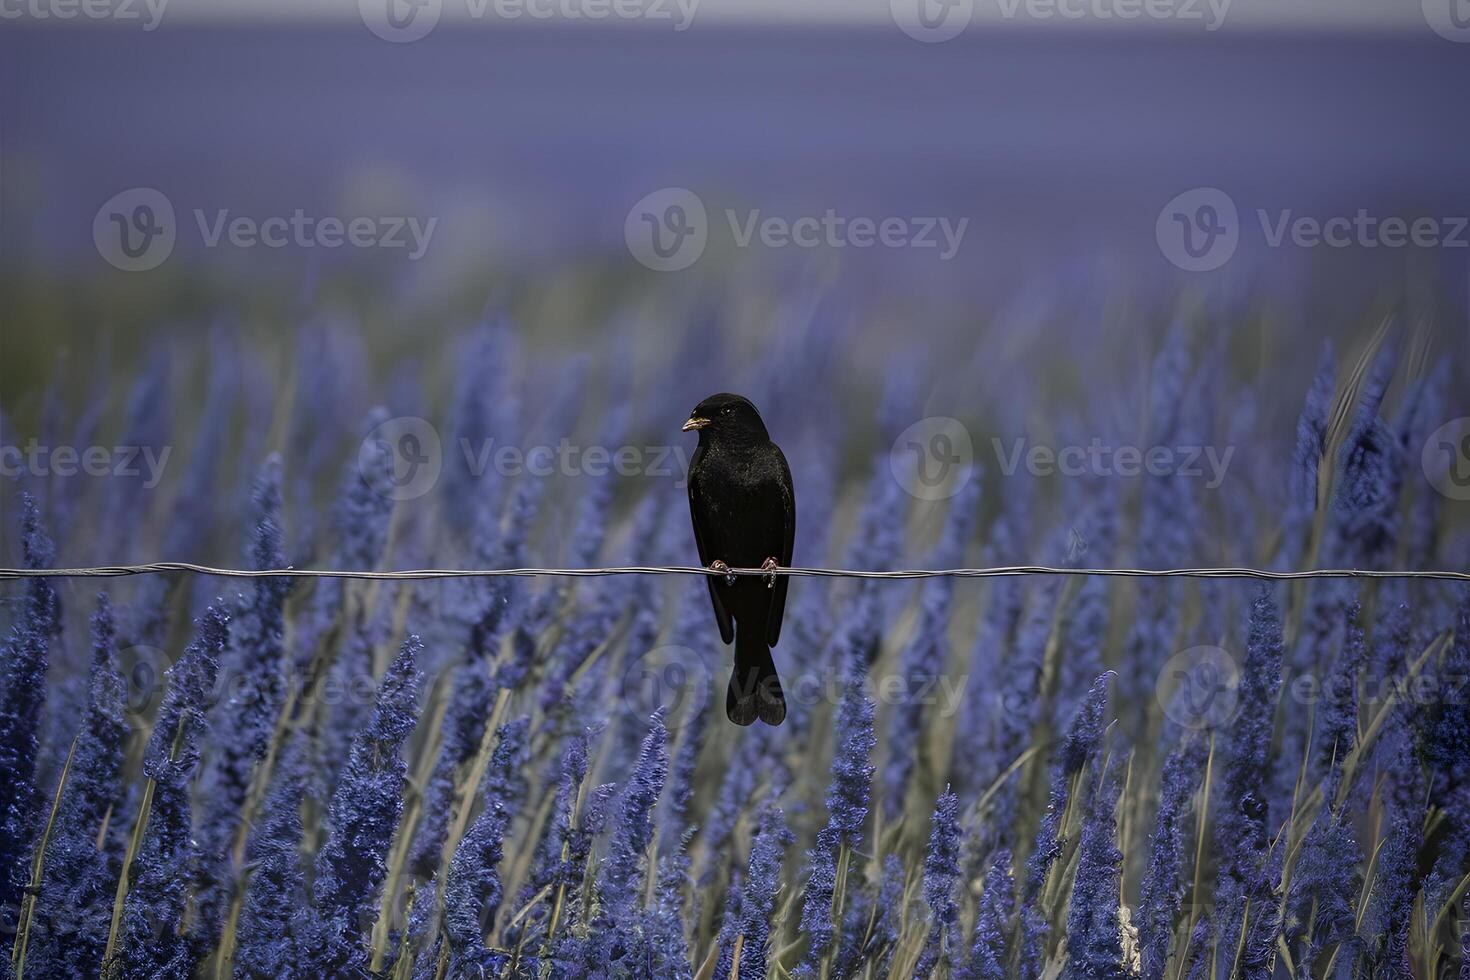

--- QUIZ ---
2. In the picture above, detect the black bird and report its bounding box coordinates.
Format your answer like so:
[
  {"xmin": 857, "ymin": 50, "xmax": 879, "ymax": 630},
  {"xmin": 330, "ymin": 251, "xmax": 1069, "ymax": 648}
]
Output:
[{"xmin": 683, "ymin": 393, "xmax": 795, "ymax": 726}]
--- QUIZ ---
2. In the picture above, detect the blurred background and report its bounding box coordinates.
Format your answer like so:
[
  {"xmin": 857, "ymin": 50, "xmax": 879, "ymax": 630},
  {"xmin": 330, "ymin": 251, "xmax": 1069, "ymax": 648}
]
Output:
[{"xmin": 2, "ymin": 0, "xmax": 1469, "ymax": 565}]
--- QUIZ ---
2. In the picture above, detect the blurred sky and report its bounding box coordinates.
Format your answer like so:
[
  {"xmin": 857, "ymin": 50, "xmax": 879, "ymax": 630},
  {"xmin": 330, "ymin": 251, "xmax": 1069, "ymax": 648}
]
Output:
[{"xmin": 3, "ymin": 0, "xmax": 1467, "ymax": 408}]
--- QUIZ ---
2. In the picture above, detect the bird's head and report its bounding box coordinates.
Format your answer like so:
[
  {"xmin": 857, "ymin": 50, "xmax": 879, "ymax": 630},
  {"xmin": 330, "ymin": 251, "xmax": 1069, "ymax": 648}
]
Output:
[{"xmin": 682, "ymin": 392, "xmax": 770, "ymax": 443}]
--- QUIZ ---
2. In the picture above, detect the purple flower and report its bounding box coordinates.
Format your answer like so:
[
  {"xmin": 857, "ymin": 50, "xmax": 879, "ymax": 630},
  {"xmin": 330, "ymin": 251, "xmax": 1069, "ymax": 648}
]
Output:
[
  {"xmin": 883, "ymin": 576, "xmax": 951, "ymax": 822},
  {"xmin": 992, "ymin": 581, "xmax": 1062, "ymax": 850},
  {"xmin": 1282, "ymin": 342, "xmax": 1334, "ymax": 567},
  {"xmin": 336, "ymin": 406, "xmax": 398, "ymax": 570},
  {"xmin": 114, "ymin": 601, "xmax": 230, "ymax": 980},
  {"xmin": 1326, "ymin": 347, "xmax": 1402, "ymax": 567},
  {"xmin": 408, "ymin": 640, "xmax": 504, "ymax": 880},
  {"xmin": 1421, "ymin": 591, "xmax": 1470, "ymax": 805},
  {"xmin": 1286, "ymin": 802, "xmax": 1359, "ymax": 976},
  {"xmin": 443, "ymin": 717, "xmax": 530, "ymax": 974},
  {"xmin": 833, "ymin": 852, "xmax": 904, "ymax": 978},
  {"xmin": 598, "ymin": 710, "xmax": 669, "ymax": 922},
  {"xmin": 1020, "ymin": 672, "xmax": 1111, "ymax": 978},
  {"xmin": 236, "ymin": 735, "xmax": 311, "ymax": 980},
  {"xmin": 737, "ymin": 802, "xmax": 793, "ymax": 980},
  {"xmin": 309, "ymin": 635, "xmax": 422, "ymax": 976},
  {"xmin": 1312, "ymin": 600, "xmax": 1365, "ymax": 800},
  {"xmin": 1212, "ymin": 589, "xmax": 1284, "ymax": 967},
  {"xmin": 1215, "ymin": 588, "xmax": 1284, "ymax": 890},
  {"xmin": 102, "ymin": 352, "xmax": 170, "ymax": 561},
  {"xmin": 798, "ymin": 649, "xmax": 876, "ymax": 972},
  {"xmin": 445, "ymin": 317, "xmax": 522, "ymax": 529},
  {"xmin": 196, "ymin": 456, "xmax": 292, "ymax": 939},
  {"xmin": 27, "ymin": 593, "xmax": 129, "ymax": 979},
  {"xmin": 1062, "ymin": 756, "xmax": 1125, "ymax": 980},
  {"xmin": 958, "ymin": 850, "xmax": 1013, "ymax": 980},
  {"xmin": 913, "ymin": 787, "xmax": 963, "ymax": 978},
  {"xmin": 0, "ymin": 493, "xmax": 59, "ymax": 915},
  {"xmin": 1138, "ymin": 733, "xmax": 1206, "ymax": 980}
]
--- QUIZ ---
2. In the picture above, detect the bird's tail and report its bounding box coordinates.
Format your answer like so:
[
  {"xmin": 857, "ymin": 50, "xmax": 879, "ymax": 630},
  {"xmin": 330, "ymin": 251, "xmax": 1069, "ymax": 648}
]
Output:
[{"xmin": 728, "ymin": 629, "xmax": 785, "ymax": 726}]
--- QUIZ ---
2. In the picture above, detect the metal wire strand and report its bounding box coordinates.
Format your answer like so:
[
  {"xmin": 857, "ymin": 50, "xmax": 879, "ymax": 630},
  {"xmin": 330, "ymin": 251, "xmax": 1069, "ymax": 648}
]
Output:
[{"xmin": 0, "ymin": 563, "xmax": 1467, "ymax": 582}]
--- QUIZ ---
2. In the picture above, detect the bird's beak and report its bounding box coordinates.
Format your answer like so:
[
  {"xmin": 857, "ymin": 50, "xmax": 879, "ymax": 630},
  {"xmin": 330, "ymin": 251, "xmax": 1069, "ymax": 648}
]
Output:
[{"xmin": 682, "ymin": 417, "xmax": 710, "ymax": 432}]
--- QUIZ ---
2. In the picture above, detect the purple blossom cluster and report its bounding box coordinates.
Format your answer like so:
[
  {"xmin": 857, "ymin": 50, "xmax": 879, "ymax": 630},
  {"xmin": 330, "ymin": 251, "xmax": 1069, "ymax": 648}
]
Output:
[{"xmin": 2, "ymin": 311, "xmax": 1467, "ymax": 980}]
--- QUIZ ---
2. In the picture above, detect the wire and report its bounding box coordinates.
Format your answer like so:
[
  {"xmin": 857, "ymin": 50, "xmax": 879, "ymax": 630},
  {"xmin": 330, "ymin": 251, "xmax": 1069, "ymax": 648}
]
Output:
[{"xmin": 1, "ymin": 563, "xmax": 1467, "ymax": 582}]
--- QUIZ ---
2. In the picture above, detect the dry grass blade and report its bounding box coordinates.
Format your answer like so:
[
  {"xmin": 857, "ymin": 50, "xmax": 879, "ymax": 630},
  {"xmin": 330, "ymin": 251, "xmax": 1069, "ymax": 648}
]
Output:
[{"xmin": 9, "ymin": 737, "xmax": 77, "ymax": 979}]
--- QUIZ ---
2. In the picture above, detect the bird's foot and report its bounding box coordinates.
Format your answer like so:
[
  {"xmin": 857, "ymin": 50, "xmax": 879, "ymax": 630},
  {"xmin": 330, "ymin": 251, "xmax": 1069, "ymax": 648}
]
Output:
[
  {"xmin": 710, "ymin": 560, "xmax": 737, "ymax": 587},
  {"xmin": 761, "ymin": 557, "xmax": 779, "ymax": 589}
]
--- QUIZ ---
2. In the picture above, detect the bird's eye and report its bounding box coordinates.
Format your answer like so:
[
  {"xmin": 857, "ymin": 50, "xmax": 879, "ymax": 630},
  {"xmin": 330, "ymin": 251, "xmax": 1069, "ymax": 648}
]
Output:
[{"xmin": 722, "ymin": 407, "xmax": 733, "ymax": 415}]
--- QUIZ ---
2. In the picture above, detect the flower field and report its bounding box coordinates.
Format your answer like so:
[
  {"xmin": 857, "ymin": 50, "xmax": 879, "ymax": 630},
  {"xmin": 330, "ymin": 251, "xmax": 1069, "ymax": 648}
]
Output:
[{"xmin": 2, "ymin": 304, "xmax": 1468, "ymax": 980}]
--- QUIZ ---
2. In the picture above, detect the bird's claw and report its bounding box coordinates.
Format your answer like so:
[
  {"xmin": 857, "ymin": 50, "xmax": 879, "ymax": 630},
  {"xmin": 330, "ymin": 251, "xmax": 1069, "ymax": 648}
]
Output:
[
  {"xmin": 761, "ymin": 557, "xmax": 779, "ymax": 589},
  {"xmin": 710, "ymin": 560, "xmax": 737, "ymax": 587}
]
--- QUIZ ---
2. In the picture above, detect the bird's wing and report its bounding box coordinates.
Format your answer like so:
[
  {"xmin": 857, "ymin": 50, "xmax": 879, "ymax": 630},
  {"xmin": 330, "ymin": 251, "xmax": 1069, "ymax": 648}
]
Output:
[
  {"xmin": 688, "ymin": 460, "xmax": 735, "ymax": 645},
  {"xmin": 766, "ymin": 445, "xmax": 796, "ymax": 647}
]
